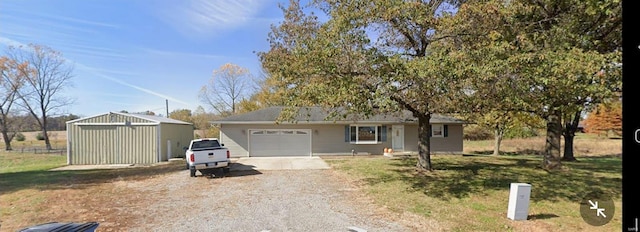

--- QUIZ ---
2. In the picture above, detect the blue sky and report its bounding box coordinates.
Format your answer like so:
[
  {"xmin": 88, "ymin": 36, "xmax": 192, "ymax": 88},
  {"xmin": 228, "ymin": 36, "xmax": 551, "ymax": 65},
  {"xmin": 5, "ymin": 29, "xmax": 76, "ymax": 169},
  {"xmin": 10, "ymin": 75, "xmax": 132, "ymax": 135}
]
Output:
[{"xmin": 0, "ymin": 0, "xmax": 299, "ymax": 117}]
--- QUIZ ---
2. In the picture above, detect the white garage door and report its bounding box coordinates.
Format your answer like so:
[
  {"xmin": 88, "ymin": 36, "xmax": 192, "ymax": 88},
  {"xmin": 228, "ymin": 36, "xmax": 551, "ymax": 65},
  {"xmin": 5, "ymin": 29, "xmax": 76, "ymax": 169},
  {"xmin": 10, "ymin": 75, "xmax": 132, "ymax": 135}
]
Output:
[{"xmin": 249, "ymin": 129, "xmax": 311, "ymax": 157}]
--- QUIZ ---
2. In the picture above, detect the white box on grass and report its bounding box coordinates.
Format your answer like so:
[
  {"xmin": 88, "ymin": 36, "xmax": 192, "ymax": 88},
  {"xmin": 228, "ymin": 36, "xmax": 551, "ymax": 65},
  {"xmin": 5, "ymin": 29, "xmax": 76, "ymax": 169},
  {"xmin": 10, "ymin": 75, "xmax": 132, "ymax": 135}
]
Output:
[{"xmin": 507, "ymin": 183, "xmax": 531, "ymax": 220}]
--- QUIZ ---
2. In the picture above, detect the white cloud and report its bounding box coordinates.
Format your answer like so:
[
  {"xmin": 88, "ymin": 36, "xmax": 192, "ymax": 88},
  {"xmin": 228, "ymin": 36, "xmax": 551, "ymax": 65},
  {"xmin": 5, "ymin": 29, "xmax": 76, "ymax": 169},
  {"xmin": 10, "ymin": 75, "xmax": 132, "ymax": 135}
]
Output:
[
  {"xmin": 156, "ymin": 0, "xmax": 267, "ymax": 38},
  {"xmin": 63, "ymin": 44, "xmax": 128, "ymax": 62},
  {"xmin": 44, "ymin": 14, "xmax": 120, "ymax": 29},
  {"xmin": 0, "ymin": 36, "xmax": 27, "ymax": 47}
]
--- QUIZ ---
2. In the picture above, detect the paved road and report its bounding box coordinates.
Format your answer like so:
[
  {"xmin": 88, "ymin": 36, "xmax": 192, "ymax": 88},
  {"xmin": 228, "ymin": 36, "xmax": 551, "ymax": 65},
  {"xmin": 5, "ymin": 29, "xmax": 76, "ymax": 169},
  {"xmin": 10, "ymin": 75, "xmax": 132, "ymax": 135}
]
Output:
[{"xmin": 123, "ymin": 167, "xmax": 409, "ymax": 232}]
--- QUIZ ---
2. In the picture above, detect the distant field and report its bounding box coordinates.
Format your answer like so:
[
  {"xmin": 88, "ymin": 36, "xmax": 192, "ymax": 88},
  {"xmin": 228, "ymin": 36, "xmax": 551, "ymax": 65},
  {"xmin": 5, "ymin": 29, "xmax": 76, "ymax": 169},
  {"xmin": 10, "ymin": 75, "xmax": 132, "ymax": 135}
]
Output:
[
  {"xmin": 464, "ymin": 133, "xmax": 621, "ymax": 157},
  {"xmin": 19, "ymin": 131, "xmax": 66, "ymax": 141},
  {"xmin": 0, "ymin": 131, "xmax": 67, "ymax": 151}
]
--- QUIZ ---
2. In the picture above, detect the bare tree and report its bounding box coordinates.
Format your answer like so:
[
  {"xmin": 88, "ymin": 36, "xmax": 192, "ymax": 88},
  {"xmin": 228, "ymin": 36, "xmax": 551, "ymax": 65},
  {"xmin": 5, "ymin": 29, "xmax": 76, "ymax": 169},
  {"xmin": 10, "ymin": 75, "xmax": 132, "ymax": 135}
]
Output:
[
  {"xmin": 0, "ymin": 56, "xmax": 26, "ymax": 150},
  {"xmin": 199, "ymin": 63, "xmax": 251, "ymax": 116},
  {"xmin": 7, "ymin": 44, "xmax": 74, "ymax": 150}
]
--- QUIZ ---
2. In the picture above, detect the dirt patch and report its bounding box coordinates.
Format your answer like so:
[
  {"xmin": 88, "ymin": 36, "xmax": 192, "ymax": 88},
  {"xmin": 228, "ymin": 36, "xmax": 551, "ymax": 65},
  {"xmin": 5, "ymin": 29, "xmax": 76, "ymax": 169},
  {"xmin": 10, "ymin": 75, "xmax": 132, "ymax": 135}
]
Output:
[
  {"xmin": 1, "ymin": 182, "xmax": 147, "ymax": 231},
  {"xmin": 1, "ymin": 161, "xmax": 418, "ymax": 231},
  {"xmin": 0, "ymin": 162, "xmax": 183, "ymax": 231}
]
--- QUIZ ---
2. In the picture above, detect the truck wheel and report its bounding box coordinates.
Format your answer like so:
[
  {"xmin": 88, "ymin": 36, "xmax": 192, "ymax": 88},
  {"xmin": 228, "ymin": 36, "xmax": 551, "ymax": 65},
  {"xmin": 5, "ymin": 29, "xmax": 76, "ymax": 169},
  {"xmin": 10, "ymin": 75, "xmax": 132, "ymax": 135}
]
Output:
[{"xmin": 190, "ymin": 167, "xmax": 196, "ymax": 177}]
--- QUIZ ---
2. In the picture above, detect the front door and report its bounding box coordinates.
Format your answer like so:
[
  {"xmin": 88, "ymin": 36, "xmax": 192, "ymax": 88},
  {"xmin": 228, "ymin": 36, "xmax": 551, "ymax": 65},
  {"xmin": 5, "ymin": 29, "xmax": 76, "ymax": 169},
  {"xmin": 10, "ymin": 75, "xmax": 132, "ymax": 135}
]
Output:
[{"xmin": 392, "ymin": 125, "xmax": 404, "ymax": 151}]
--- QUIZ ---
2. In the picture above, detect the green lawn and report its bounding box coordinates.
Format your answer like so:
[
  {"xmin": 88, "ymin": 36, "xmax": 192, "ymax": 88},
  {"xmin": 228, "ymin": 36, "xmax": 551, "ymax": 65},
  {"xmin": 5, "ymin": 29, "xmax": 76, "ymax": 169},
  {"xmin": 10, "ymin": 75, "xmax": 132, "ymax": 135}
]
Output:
[{"xmin": 324, "ymin": 155, "xmax": 622, "ymax": 231}]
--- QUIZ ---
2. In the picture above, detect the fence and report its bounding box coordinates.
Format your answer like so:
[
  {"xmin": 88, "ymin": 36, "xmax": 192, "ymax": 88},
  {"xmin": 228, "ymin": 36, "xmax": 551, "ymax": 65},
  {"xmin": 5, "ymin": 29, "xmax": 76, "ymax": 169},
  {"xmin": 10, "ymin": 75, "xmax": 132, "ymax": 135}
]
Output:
[{"xmin": 4, "ymin": 146, "xmax": 66, "ymax": 155}]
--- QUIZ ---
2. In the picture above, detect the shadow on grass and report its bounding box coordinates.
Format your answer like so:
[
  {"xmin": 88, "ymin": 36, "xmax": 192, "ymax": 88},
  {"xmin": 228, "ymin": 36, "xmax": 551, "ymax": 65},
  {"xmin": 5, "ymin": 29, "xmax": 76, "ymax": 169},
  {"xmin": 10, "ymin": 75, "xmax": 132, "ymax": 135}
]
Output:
[
  {"xmin": 0, "ymin": 161, "xmax": 187, "ymax": 195},
  {"xmin": 528, "ymin": 213, "xmax": 560, "ymax": 220},
  {"xmin": 471, "ymin": 149, "xmax": 544, "ymax": 156},
  {"xmin": 362, "ymin": 155, "xmax": 621, "ymax": 203}
]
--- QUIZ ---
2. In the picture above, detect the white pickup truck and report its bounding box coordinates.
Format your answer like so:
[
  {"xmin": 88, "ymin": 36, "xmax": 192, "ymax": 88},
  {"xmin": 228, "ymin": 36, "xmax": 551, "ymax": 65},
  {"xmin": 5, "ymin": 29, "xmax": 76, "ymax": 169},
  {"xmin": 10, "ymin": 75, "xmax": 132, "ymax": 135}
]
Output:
[{"xmin": 185, "ymin": 138, "xmax": 230, "ymax": 177}]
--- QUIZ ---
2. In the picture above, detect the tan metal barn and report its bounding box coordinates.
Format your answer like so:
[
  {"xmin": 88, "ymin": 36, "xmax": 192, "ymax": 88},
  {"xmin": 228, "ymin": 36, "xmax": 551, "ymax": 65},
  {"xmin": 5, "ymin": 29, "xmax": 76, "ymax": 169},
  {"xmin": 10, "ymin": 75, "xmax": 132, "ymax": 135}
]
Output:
[{"xmin": 66, "ymin": 112, "xmax": 193, "ymax": 165}]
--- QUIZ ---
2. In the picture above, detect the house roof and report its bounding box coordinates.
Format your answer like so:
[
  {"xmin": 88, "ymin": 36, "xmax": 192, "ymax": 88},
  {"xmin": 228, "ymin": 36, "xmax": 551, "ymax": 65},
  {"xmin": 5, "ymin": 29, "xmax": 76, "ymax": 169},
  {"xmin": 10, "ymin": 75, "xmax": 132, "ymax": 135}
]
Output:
[
  {"xmin": 211, "ymin": 106, "xmax": 467, "ymax": 125},
  {"xmin": 67, "ymin": 112, "xmax": 192, "ymax": 125}
]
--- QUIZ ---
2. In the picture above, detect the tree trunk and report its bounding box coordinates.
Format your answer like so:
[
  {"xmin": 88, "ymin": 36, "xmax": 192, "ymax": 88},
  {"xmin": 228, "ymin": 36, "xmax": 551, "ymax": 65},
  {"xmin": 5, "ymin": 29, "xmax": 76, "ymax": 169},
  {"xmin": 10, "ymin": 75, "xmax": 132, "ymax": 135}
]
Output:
[
  {"xmin": 493, "ymin": 127, "xmax": 504, "ymax": 156},
  {"xmin": 416, "ymin": 113, "xmax": 433, "ymax": 171},
  {"xmin": 42, "ymin": 127, "xmax": 51, "ymax": 150},
  {"xmin": 562, "ymin": 134, "xmax": 575, "ymax": 161},
  {"xmin": 543, "ymin": 110, "xmax": 563, "ymax": 170},
  {"xmin": 0, "ymin": 114, "xmax": 13, "ymax": 150},
  {"xmin": 562, "ymin": 110, "xmax": 581, "ymax": 161},
  {"xmin": 41, "ymin": 114, "xmax": 52, "ymax": 150},
  {"xmin": 2, "ymin": 130, "xmax": 12, "ymax": 151}
]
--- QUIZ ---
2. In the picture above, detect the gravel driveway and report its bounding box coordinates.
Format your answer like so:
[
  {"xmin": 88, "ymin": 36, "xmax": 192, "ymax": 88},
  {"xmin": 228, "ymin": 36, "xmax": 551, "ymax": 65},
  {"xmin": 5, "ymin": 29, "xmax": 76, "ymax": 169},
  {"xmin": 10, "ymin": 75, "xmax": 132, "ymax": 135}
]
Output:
[{"xmin": 120, "ymin": 168, "xmax": 410, "ymax": 232}]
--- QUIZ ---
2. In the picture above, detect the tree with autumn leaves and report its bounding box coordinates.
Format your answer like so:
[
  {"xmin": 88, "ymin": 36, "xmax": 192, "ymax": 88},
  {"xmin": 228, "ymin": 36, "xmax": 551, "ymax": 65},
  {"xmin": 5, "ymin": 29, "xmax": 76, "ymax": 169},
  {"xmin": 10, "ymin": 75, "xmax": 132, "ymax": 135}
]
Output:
[
  {"xmin": 444, "ymin": 0, "xmax": 621, "ymax": 165},
  {"xmin": 258, "ymin": 0, "xmax": 621, "ymax": 171},
  {"xmin": 584, "ymin": 101, "xmax": 622, "ymax": 137},
  {"xmin": 1, "ymin": 44, "xmax": 74, "ymax": 150}
]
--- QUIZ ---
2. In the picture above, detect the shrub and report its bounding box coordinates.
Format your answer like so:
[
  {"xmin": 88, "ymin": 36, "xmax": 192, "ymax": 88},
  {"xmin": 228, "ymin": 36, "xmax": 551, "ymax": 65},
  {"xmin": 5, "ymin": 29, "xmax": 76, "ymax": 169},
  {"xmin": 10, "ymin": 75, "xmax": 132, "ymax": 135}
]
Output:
[
  {"xmin": 464, "ymin": 125, "xmax": 493, "ymax": 141},
  {"xmin": 504, "ymin": 126, "xmax": 540, "ymax": 139},
  {"xmin": 15, "ymin": 132, "xmax": 26, "ymax": 141},
  {"xmin": 36, "ymin": 132, "xmax": 46, "ymax": 141}
]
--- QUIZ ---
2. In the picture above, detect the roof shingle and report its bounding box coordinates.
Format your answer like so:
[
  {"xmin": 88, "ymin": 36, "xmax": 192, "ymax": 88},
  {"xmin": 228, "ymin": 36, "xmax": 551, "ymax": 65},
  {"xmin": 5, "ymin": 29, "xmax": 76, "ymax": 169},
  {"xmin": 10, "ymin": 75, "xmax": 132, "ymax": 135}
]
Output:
[{"xmin": 212, "ymin": 106, "xmax": 466, "ymax": 124}]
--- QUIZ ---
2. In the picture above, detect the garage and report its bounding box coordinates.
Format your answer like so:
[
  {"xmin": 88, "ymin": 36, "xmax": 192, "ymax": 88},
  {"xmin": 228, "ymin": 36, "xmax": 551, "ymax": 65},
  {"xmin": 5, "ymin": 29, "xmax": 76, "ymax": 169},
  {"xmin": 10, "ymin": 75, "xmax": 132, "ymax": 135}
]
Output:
[
  {"xmin": 66, "ymin": 112, "xmax": 193, "ymax": 164},
  {"xmin": 248, "ymin": 129, "xmax": 311, "ymax": 157}
]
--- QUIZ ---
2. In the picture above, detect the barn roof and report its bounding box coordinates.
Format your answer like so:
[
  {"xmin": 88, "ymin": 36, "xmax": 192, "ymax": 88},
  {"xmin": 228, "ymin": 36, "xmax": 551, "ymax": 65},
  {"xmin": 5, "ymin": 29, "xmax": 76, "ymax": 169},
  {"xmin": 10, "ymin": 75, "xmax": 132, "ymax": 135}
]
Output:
[{"xmin": 66, "ymin": 112, "xmax": 192, "ymax": 125}]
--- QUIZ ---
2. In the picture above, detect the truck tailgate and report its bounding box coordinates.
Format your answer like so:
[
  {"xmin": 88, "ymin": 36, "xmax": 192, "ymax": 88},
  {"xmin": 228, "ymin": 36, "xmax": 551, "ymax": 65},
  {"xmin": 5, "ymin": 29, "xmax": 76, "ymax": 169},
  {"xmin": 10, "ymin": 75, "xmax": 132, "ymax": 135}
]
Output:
[{"xmin": 193, "ymin": 148, "xmax": 227, "ymax": 164}]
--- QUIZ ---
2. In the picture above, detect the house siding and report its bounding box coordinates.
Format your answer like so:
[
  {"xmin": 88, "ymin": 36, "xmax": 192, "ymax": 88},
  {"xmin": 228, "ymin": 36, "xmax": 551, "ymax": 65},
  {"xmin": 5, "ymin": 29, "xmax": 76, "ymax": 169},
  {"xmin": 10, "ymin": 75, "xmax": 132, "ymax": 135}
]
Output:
[
  {"xmin": 403, "ymin": 124, "xmax": 464, "ymax": 153},
  {"xmin": 219, "ymin": 123, "xmax": 463, "ymax": 157},
  {"xmin": 219, "ymin": 124, "xmax": 248, "ymax": 157},
  {"xmin": 312, "ymin": 125, "xmax": 391, "ymax": 155}
]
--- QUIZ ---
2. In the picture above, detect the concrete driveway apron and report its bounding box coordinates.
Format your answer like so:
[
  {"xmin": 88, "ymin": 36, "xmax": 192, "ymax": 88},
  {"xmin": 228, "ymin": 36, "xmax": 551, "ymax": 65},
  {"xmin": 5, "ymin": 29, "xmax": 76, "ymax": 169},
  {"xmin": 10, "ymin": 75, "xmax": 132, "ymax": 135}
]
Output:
[{"xmin": 230, "ymin": 157, "xmax": 331, "ymax": 171}]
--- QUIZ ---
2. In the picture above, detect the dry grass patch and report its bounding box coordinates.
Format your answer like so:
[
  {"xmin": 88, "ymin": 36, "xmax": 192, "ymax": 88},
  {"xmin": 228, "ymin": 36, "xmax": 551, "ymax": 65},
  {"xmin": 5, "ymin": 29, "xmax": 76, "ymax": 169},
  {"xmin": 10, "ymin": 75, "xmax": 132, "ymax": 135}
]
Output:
[
  {"xmin": 0, "ymin": 131, "xmax": 67, "ymax": 151},
  {"xmin": 464, "ymin": 134, "xmax": 621, "ymax": 157},
  {"xmin": 0, "ymin": 152, "xmax": 185, "ymax": 231}
]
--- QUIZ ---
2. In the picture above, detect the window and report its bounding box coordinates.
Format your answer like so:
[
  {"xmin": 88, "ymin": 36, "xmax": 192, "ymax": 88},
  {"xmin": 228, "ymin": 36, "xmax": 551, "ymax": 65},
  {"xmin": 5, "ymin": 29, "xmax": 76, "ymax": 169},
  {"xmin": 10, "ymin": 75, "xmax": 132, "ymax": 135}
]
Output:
[
  {"xmin": 357, "ymin": 126, "xmax": 376, "ymax": 142},
  {"xmin": 345, "ymin": 125, "xmax": 387, "ymax": 144},
  {"xmin": 431, "ymin": 124, "xmax": 448, "ymax": 138},
  {"xmin": 191, "ymin": 139, "xmax": 221, "ymax": 151}
]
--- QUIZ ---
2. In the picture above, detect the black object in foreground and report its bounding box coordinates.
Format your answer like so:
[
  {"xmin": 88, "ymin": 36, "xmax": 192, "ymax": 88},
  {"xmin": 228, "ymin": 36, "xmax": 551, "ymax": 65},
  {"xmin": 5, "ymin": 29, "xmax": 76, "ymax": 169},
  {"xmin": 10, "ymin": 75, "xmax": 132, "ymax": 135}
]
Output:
[{"xmin": 18, "ymin": 222, "xmax": 99, "ymax": 232}]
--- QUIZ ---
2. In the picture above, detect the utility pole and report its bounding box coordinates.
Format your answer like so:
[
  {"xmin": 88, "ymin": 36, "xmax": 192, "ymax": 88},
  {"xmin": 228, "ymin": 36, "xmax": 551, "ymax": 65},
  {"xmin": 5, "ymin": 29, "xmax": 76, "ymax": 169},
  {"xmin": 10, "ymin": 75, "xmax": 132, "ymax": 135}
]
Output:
[{"xmin": 166, "ymin": 99, "xmax": 169, "ymax": 118}]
